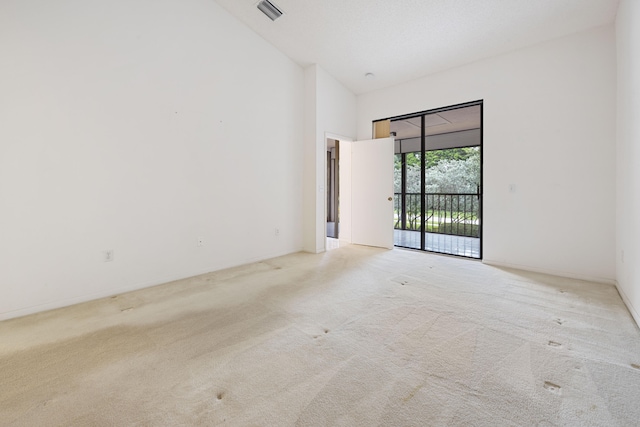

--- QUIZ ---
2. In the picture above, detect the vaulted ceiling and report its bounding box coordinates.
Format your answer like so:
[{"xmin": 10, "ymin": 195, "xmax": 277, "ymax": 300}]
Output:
[{"xmin": 214, "ymin": 0, "xmax": 619, "ymax": 94}]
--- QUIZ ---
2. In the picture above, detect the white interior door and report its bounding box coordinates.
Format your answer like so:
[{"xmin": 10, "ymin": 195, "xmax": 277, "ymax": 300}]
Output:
[{"xmin": 351, "ymin": 137, "xmax": 395, "ymax": 249}]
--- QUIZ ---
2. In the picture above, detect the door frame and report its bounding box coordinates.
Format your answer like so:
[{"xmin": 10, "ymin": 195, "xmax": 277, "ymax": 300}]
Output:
[{"xmin": 324, "ymin": 132, "xmax": 353, "ymax": 251}]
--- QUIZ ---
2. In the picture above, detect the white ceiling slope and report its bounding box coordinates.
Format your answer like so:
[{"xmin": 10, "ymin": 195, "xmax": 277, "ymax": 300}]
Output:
[{"xmin": 214, "ymin": 0, "xmax": 619, "ymax": 94}]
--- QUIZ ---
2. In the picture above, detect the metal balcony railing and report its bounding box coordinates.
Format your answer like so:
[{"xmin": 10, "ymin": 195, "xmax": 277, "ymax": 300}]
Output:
[{"xmin": 394, "ymin": 192, "xmax": 480, "ymax": 238}]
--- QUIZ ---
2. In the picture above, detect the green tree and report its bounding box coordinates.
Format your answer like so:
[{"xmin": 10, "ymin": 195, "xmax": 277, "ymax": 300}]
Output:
[
  {"xmin": 394, "ymin": 147, "xmax": 480, "ymax": 235},
  {"xmin": 395, "ymin": 147, "xmax": 479, "ymax": 194},
  {"xmin": 425, "ymin": 148, "xmax": 480, "ymax": 193}
]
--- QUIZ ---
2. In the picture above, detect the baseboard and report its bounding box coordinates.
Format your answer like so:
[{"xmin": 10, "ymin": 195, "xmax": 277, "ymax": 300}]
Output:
[
  {"xmin": 615, "ymin": 282, "xmax": 640, "ymax": 329},
  {"xmin": 482, "ymin": 259, "xmax": 616, "ymax": 286},
  {"xmin": 0, "ymin": 248, "xmax": 302, "ymax": 322},
  {"xmin": 0, "ymin": 277, "xmax": 178, "ymax": 322}
]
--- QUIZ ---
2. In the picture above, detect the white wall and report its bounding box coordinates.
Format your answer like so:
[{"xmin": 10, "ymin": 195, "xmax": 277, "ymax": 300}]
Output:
[
  {"xmin": 303, "ymin": 65, "xmax": 357, "ymax": 253},
  {"xmin": 616, "ymin": 0, "xmax": 640, "ymax": 326},
  {"xmin": 303, "ymin": 67, "xmax": 318, "ymax": 253},
  {"xmin": 0, "ymin": 0, "xmax": 305, "ymax": 320},
  {"xmin": 358, "ymin": 26, "xmax": 617, "ymax": 283}
]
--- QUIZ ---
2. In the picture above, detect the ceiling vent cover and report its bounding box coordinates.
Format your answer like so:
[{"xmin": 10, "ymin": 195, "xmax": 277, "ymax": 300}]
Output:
[{"xmin": 257, "ymin": 0, "xmax": 283, "ymax": 21}]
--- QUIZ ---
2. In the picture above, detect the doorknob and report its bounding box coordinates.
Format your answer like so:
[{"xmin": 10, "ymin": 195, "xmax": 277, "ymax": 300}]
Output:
[{"xmin": 387, "ymin": 197, "xmax": 393, "ymax": 201}]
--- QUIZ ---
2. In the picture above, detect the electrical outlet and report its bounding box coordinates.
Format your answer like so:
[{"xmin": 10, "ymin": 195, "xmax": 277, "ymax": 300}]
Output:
[
  {"xmin": 197, "ymin": 237, "xmax": 204, "ymax": 247},
  {"xmin": 104, "ymin": 250, "xmax": 114, "ymax": 262}
]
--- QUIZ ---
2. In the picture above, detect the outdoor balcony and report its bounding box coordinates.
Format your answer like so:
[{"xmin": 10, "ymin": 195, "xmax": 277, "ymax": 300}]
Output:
[{"xmin": 393, "ymin": 192, "xmax": 481, "ymax": 258}]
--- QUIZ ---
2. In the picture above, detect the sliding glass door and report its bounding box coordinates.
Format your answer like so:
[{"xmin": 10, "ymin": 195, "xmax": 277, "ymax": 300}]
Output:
[{"xmin": 385, "ymin": 101, "xmax": 483, "ymax": 259}]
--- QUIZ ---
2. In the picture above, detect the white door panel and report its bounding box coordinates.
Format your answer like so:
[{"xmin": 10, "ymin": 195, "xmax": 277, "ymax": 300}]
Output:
[{"xmin": 351, "ymin": 137, "xmax": 394, "ymax": 249}]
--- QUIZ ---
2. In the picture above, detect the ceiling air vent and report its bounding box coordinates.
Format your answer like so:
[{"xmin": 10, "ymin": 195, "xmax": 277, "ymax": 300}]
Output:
[{"xmin": 257, "ymin": 0, "xmax": 283, "ymax": 21}]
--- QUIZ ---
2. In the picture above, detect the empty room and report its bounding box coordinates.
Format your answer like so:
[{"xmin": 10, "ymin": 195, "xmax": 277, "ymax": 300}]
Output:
[{"xmin": 1, "ymin": 0, "xmax": 639, "ymax": 425}]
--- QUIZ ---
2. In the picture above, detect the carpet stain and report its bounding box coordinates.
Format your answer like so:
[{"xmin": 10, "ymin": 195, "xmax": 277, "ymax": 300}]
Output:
[
  {"xmin": 402, "ymin": 384, "xmax": 423, "ymax": 402},
  {"xmin": 312, "ymin": 329, "xmax": 329, "ymax": 339},
  {"xmin": 548, "ymin": 341, "xmax": 562, "ymax": 348},
  {"xmin": 216, "ymin": 392, "xmax": 224, "ymax": 400},
  {"xmin": 543, "ymin": 381, "xmax": 562, "ymax": 395},
  {"xmin": 121, "ymin": 307, "xmax": 134, "ymax": 313},
  {"xmin": 631, "ymin": 363, "xmax": 640, "ymax": 370},
  {"xmin": 553, "ymin": 318, "xmax": 564, "ymax": 325}
]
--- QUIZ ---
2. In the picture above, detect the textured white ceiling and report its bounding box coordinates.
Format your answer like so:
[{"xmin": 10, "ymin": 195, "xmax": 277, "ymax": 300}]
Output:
[{"xmin": 214, "ymin": 0, "xmax": 619, "ymax": 94}]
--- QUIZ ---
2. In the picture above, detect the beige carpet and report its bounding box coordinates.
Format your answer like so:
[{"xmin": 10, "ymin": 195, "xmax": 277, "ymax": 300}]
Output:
[{"xmin": 1, "ymin": 245, "xmax": 639, "ymax": 426}]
